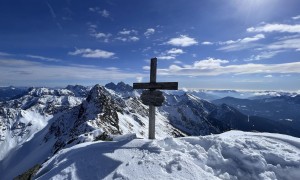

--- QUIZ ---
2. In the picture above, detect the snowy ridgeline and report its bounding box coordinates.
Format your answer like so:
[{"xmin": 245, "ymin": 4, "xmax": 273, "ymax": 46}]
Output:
[{"xmin": 33, "ymin": 131, "xmax": 300, "ymax": 180}]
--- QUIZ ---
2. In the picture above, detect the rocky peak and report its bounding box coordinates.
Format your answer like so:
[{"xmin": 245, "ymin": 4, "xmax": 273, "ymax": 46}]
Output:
[
  {"xmin": 105, "ymin": 82, "xmax": 133, "ymax": 93},
  {"xmin": 66, "ymin": 85, "xmax": 89, "ymax": 97}
]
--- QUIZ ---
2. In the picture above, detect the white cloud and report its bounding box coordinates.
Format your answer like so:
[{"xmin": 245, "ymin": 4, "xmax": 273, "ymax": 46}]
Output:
[
  {"xmin": 69, "ymin": 48, "xmax": 115, "ymax": 58},
  {"xmin": 167, "ymin": 35, "xmax": 198, "ymax": 47},
  {"xmin": 144, "ymin": 28, "xmax": 155, "ymax": 37},
  {"xmin": 157, "ymin": 57, "xmax": 300, "ymax": 76},
  {"xmin": 247, "ymin": 24, "xmax": 300, "ymax": 33},
  {"xmin": 156, "ymin": 48, "xmax": 184, "ymax": 60},
  {"xmin": 118, "ymin": 29, "xmax": 138, "ymax": 35},
  {"xmin": 264, "ymin": 75, "xmax": 273, "ymax": 78},
  {"xmin": 167, "ymin": 48, "xmax": 184, "ymax": 55},
  {"xmin": 116, "ymin": 36, "xmax": 139, "ymax": 42},
  {"xmin": 26, "ymin": 55, "xmax": 61, "ymax": 62},
  {"xmin": 119, "ymin": 30, "xmax": 131, "ymax": 35},
  {"xmin": 292, "ymin": 15, "xmax": 300, "ymax": 20},
  {"xmin": 201, "ymin": 41, "xmax": 213, "ymax": 45},
  {"xmin": 116, "ymin": 29, "xmax": 139, "ymax": 42},
  {"xmin": 93, "ymin": 32, "xmax": 112, "ymax": 39},
  {"xmin": 90, "ymin": 32, "xmax": 112, "ymax": 42}
]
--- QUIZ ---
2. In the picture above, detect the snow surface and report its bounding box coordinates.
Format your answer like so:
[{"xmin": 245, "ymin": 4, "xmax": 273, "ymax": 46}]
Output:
[{"xmin": 35, "ymin": 131, "xmax": 300, "ymax": 180}]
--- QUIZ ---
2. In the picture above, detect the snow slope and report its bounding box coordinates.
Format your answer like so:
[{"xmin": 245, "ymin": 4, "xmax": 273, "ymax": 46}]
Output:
[
  {"xmin": 35, "ymin": 131, "xmax": 300, "ymax": 180},
  {"xmin": 0, "ymin": 87, "xmax": 83, "ymax": 160}
]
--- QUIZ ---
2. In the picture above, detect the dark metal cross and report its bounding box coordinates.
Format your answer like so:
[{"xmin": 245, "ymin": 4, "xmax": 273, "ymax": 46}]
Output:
[{"xmin": 133, "ymin": 58, "xmax": 178, "ymax": 139}]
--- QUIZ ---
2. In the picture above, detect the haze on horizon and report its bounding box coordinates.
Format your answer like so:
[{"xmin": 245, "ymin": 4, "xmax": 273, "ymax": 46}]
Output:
[{"xmin": 0, "ymin": 0, "xmax": 300, "ymax": 91}]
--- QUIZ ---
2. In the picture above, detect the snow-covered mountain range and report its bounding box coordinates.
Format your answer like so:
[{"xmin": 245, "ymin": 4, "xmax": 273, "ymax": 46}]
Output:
[{"xmin": 0, "ymin": 82, "xmax": 299, "ymax": 179}]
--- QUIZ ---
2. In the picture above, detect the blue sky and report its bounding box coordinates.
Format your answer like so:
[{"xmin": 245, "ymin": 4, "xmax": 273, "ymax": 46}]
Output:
[{"xmin": 0, "ymin": 0, "xmax": 300, "ymax": 90}]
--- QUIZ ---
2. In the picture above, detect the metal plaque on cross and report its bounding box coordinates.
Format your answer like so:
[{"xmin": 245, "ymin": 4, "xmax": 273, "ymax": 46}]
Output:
[{"xmin": 133, "ymin": 57, "xmax": 178, "ymax": 139}]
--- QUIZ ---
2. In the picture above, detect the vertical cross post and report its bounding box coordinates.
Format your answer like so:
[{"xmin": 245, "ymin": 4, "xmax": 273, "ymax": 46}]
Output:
[
  {"xmin": 149, "ymin": 58, "xmax": 157, "ymax": 139},
  {"xmin": 133, "ymin": 57, "xmax": 178, "ymax": 139}
]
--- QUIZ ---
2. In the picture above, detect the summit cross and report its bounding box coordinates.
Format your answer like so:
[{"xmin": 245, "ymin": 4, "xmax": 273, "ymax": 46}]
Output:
[{"xmin": 133, "ymin": 57, "xmax": 178, "ymax": 139}]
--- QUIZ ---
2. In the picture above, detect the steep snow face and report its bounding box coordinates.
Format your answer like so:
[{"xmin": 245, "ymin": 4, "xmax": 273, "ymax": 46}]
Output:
[
  {"xmin": 116, "ymin": 96, "xmax": 185, "ymax": 138},
  {"xmin": 161, "ymin": 93, "xmax": 221, "ymax": 135},
  {"xmin": 0, "ymin": 87, "xmax": 83, "ymax": 160},
  {"xmin": 35, "ymin": 131, "xmax": 300, "ymax": 180}
]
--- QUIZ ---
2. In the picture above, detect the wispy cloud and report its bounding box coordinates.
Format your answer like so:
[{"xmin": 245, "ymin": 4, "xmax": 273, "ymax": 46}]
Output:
[
  {"xmin": 0, "ymin": 59, "xmax": 39, "ymax": 67},
  {"xmin": 266, "ymin": 38, "xmax": 300, "ymax": 51},
  {"xmin": 217, "ymin": 34, "xmax": 265, "ymax": 51},
  {"xmin": 144, "ymin": 28, "xmax": 155, "ymax": 37},
  {"xmin": 46, "ymin": 1, "xmax": 62, "ymax": 30},
  {"xmin": 69, "ymin": 48, "xmax": 115, "ymax": 58},
  {"xmin": 129, "ymin": 36, "xmax": 139, "ymax": 41},
  {"xmin": 158, "ymin": 57, "xmax": 300, "ymax": 76},
  {"xmin": 26, "ymin": 55, "xmax": 61, "ymax": 62},
  {"xmin": 89, "ymin": 7, "xmax": 110, "ymax": 18},
  {"xmin": 166, "ymin": 35, "xmax": 198, "ymax": 47},
  {"xmin": 136, "ymin": 76, "xmax": 143, "ymax": 82},
  {"xmin": 292, "ymin": 15, "xmax": 300, "ymax": 20},
  {"xmin": 0, "ymin": 59, "xmax": 143, "ymax": 86},
  {"xmin": 244, "ymin": 51, "xmax": 282, "ymax": 61},
  {"xmin": 247, "ymin": 24, "xmax": 300, "ymax": 33},
  {"xmin": 0, "ymin": 52, "xmax": 11, "ymax": 56},
  {"xmin": 219, "ymin": 34, "xmax": 265, "ymax": 45}
]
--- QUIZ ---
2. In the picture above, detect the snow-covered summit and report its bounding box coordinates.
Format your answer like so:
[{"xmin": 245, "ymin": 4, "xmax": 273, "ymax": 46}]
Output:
[{"xmin": 34, "ymin": 131, "xmax": 300, "ymax": 180}]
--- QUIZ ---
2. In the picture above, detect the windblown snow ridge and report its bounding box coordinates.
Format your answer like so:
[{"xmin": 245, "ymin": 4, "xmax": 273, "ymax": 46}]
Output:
[{"xmin": 35, "ymin": 131, "xmax": 300, "ymax": 180}]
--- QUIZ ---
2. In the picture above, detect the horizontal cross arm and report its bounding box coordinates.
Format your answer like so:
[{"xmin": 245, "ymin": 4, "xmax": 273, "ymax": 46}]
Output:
[{"xmin": 133, "ymin": 82, "xmax": 178, "ymax": 90}]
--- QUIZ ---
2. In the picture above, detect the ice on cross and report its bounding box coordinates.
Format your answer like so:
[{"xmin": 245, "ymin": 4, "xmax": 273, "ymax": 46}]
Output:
[{"xmin": 133, "ymin": 57, "xmax": 178, "ymax": 139}]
